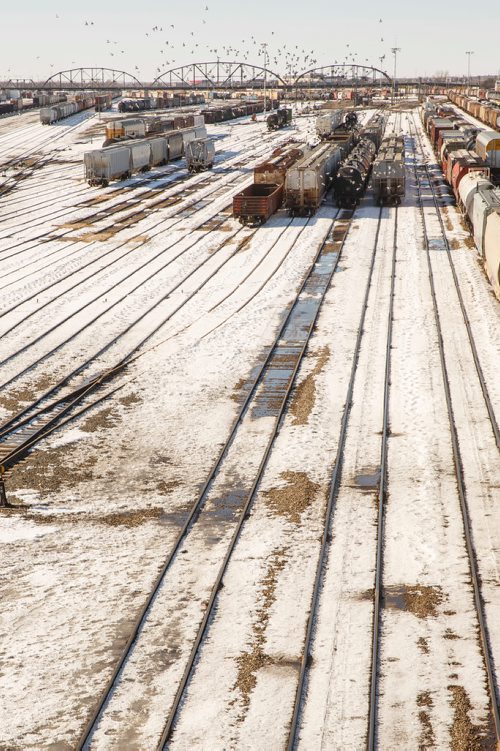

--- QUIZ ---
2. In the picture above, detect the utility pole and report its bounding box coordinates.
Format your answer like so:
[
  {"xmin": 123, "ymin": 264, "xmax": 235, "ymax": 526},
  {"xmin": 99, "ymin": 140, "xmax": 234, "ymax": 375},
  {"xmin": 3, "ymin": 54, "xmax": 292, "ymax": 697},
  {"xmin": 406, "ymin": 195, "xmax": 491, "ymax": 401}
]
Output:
[
  {"xmin": 466, "ymin": 50, "xmax": 474, "ymax": 89},
  {"xmin": 391, "ymin": 47, "xmax": 401, "ymax": 106},
  {"xmin": 262, "ymin": 43, "xmax": 268, "ymax": 115}
]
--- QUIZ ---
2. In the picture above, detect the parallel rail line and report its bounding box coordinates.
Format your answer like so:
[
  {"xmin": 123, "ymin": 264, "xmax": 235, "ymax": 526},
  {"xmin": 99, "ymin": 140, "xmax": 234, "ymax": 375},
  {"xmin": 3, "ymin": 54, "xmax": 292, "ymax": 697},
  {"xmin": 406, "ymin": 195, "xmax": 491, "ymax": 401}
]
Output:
[
  {"xmin": 73, "ymin": 208, "xmax": 348, "ymax": 749},
  {"xmin": 410, "ymin": 114, "xmax": 500, "ymax": 745}
]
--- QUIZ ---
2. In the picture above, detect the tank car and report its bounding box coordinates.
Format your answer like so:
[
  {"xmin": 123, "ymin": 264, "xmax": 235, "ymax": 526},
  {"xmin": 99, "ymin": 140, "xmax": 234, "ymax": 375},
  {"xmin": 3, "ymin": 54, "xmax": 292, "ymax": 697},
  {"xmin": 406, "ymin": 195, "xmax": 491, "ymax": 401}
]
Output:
[
  {"xmin": 266, "ymin": 108, "xmax": 292, "ymax": 131},
  {"xmin": 372, "ymin": 135, "xmax": 406, "ymax": 205}
]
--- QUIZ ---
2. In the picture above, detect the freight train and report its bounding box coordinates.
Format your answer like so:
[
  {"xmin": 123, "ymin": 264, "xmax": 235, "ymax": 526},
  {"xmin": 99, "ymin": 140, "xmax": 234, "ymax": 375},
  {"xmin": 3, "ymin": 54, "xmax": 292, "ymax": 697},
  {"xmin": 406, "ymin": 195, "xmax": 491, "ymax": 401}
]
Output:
[
  {"xmin": 447, "ymin": 91, "xmax": 500, "ymax": 131},
  {"xmin": 422, "ymin": 101, "xmax": 500, "ymax": 300},
  {"xmin": 84, "ymin": 125, "xmax": 207, "ymax": 186},
  {"xmin": 118, "ymin": 94, "xmax": 205, "ymax": 112},
  {"xmin": 201, "ymin": 99, "xmax": 278, "ymax": 124},
  {"xmin": 372, "ymin": 135, "xmax": 406, "ymax": 205},
  {"xmin": 104, "ymin": 113, "xmax": 205, "ymax": 144},
  {"xmin": 40, "ymin": 93, "xmax": 112, "ymax": 124},
  {"xmin": 266, "ymin": 108, "xmax": 292, "ymax": 131},
  {"xmin": 334, "ymin": 113, "xmax": 385, "ymax": 209},
  {"xmin": 233, "ymin": 145, "xmax": 306, "ymax": 225},
  {"xmin": 285, "ymin": 136, "xmax": 354, "ymax": 216}
]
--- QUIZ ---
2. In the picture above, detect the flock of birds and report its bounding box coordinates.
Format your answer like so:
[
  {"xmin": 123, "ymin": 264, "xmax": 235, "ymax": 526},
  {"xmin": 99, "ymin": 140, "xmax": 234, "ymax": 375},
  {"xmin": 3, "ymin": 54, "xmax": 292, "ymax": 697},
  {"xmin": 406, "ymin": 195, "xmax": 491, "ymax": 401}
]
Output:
[{"xmin": 6, "ymin": 7, "xmax": 391, "ymax": 82}]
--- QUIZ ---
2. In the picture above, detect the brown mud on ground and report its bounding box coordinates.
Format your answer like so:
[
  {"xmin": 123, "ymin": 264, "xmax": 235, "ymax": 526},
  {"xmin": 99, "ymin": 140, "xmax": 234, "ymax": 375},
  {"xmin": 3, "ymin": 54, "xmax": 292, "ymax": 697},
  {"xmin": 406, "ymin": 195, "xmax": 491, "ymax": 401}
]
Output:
[
  {"xmin": 448, "ymin": 685, "xmax": 492, "ymax": 750},
  {"xmin": 383, "ymin": 584, "xmax": 443, "ymax": 619},
  {"xmin": 119, "ymin": 393, "xmax": 142, "ymax": 407},
  {"xmin": 232, "ymin": 547, "xmax": 288, "ymax": 715},
  {"xmin": 417, "ymin": 636, "xmax": 430, "ymax": 654},
  {"xmin": 290, "ymin": 346, "xmax": 330, "ymax": 426},
  {"xmin": 81, "ymin": 406, "xmax": 117, "ymax": 433},
  {"xmin": 0, "ymin": 374, "xmax": 55, "ymax": 414},
  {"xmin": 6, "ymin": 445, "xmax": 98, "ymax": 494},
  {"xmin": 263, "ymin": 471, "xmax": 320, "ymax": 524},
  {"xmin": 357, "ymin": 584, "xmax": 443, "ymax": 619},
  {"xmin": 417, "ymin": 691, "xmax": 435, "ymax": 749}
]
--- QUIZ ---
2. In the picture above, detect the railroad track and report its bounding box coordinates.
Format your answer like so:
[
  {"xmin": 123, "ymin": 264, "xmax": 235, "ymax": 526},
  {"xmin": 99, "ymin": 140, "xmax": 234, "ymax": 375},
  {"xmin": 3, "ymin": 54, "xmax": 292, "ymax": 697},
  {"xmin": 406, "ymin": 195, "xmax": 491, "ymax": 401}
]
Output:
[
  {"xmin": 408, "ymin": 113, "xmax": 500, "ymax": 745},
  {"xmin": 70, "ymin": 207, "xmax": 350, "ymax": 749},
  {"xmin": 0, "ymin": 115, "xmax": 95, "ymax": 198},
  {"xmin": 0, "ymin": 123, "xmax": 294, "ymax": 320},
  {"xmin": 409, "ymin": 112, "xmax": 499, "ymax": 449},
  {"xmin": 0, "ymin": 212, "xmax": 312, "ymax": 471},
  {"xmin": 0, "ymin": 119, "xmax": 279, "ymax": 255},
  {"xmin": 281, "ymin": 202, "xmax": 394, "ymax": 750}
]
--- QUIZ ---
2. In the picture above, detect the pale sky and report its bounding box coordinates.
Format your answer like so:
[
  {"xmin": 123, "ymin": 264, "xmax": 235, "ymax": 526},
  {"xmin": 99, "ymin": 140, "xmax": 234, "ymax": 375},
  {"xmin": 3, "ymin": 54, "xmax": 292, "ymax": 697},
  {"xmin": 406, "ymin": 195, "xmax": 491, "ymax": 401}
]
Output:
[{"xmin": 2, "ymin": 0, "xmax": 499, "ymax": 81}]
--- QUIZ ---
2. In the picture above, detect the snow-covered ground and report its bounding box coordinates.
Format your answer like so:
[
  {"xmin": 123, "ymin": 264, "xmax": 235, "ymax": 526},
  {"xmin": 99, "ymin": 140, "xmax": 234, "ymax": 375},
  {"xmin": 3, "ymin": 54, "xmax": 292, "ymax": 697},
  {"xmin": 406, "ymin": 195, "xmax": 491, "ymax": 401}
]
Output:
[{"xmin": 0, "ymin": 106, "xmax": 498, "ymax": 750}]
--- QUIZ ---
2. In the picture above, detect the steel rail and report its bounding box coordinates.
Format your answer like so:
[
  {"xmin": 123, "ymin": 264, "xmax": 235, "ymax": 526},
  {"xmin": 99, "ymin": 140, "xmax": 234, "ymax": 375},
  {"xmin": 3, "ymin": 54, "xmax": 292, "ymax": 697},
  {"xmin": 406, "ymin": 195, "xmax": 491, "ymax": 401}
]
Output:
[
  {"xmin": 73, "ymin": 210, "xmax": 329, "ymax": 749},
  {"xmin": 74, "ymin": 207, "xmax": 347, "ymax": 749},
  {"xmin": 0, "ymin": 214, "xmax": 304, "ymax": 466},
  {"xmin": 410, "ymin": 115, "xmax": 500, "ymax": 745},
  {"xmin": 156, "ymin": 210, "xmax": 349, "ymax": 750},
  {"xmin": 285, "ymin": 204, "xmax": 385, "ymax": 750},
  {"xmin": 367, "ymin": 207, "xmax": 398, "ymax": 750},
  {"xmin": 411, "ymin": 115, "xmax": 499, "ymax": 450}
]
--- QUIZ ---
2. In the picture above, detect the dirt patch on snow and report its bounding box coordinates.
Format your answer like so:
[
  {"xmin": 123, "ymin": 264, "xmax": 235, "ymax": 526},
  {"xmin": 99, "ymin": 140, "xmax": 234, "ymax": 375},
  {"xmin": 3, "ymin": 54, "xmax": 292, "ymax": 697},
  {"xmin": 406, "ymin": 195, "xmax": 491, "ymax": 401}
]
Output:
[
  {"xmin": 448, "ymin": 685, "xmax": 491, "ymax": 750},
  {"xmin": 290, "ymin": 346, "xmax": 330, "ymax": 426},
  {"xmin": 156, "ymin": 479, "xmax": 181, "ymax": 496},
  {"xmin": 417, "ymin": 691, "xmax": 435, "ymax": 749},
  {"xmin": 383, "ymin": 584, "xmax": 443, "ymax": 619},
  {"xmin": 6, "ymin": 445, "xmax": 97, "ymax": 494},
  {"xmin": 81, "ymin": 407, "xmax": 117, "ymax": 433},
  {"xmin": 263, "ymin": 471, "xmax": 320, "ymax": 524},
  {"xmin": 119, "ymin": 393, "xmax": 142, "ymax": 407},
  {"xmin": 417, "ymin": 636, "xmax": 430, "ymax": 654},
  {"xmin": 0, "ymin": 374, "xmax": 55, "ymax": 414},
  {"xmin": 233, "ymin": 547, "xmax": 288, "ymax": 712}
]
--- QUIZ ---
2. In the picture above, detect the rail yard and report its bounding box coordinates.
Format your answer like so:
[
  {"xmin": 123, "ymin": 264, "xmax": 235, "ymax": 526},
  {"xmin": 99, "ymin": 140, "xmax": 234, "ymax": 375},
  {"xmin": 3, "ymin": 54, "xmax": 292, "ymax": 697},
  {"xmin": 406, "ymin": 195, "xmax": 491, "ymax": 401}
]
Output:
[{"xmin": 0, "ymin": 84, "xmax": 499, "ymax": 751}]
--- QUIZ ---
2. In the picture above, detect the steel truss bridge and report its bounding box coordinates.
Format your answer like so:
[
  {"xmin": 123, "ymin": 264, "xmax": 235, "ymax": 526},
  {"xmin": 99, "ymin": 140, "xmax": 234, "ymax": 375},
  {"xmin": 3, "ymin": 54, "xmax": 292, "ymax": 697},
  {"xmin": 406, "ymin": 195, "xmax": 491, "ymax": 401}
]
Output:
[{"xmin": 1, "ymin": 63, "xmax": 394, "ymax": 92}]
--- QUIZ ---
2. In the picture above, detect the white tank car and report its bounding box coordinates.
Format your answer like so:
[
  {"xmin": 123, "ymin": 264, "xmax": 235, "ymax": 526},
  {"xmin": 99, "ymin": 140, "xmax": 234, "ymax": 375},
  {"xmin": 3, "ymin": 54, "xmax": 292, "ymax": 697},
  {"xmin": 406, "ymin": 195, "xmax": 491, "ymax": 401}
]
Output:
[{"xmin": 484, "ymin": 210, "xmax": 500, "ymax": 300}]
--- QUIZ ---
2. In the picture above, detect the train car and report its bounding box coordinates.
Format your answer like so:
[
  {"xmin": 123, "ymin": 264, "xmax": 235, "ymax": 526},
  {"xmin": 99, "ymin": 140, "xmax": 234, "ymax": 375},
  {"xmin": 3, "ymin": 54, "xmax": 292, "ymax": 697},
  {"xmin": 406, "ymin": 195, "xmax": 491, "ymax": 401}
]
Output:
[
  {"xmin": 334, "ymin": 114, "xmax": 385, "ymax": 209},
  {"xmin": 105, "ymin": 118, "xmax": 147, "ymax": 142},
  {"xmin": 232, "ymin": 145, "xmax": 305, "ymax": 225},
  {"xmin": 266, "ymin": 108, "xmax": 292, "ymax": 131},
  {"xmin": 372, "ymin": 135, "xmax": 406, "ymax": 205},
  {"xmin": 470, "ymin": 183, "xmax": 500, "ymax": 254},
  {"xmin": 450, "ymin": 151, "xmax": 490, "ymax": 196},
  {"xmin": 457, "ymin": 172, "xmax": 492, "ymax": 216},
  {"xmin": 284, "ymin": 142, "xmax": 345, "ymax": 215},
  {"xmin": 233, "ymin": 184, "xmax": 283, "ymax": 225},
  {"xmin": 95, "ymin": 93, "xmax": 113, "ymax": 112},
  {"xmin": 185, "ymin": 138, "xmax": 215, "ymax": 172},
  {"xmin": 484, "ymin": 210, "xmax": 500, "ymax": 299},
  {"xmin": 475, "ymin": 131, "xmax": 500, "ymax": 177},
  {"xmin": 84, "ymin": 146, "xmax": 132, "ymax": 186},
  {"xmin": 254, "ymin": 147, "xmax": 306, "ymax": 186},
  {"xmin": 0, "ymin": 102, "xmax": 15, "ymax": 115},
  {"xmin": 315, "ymin": 110, "xmax": 346, "ymax": 140}
]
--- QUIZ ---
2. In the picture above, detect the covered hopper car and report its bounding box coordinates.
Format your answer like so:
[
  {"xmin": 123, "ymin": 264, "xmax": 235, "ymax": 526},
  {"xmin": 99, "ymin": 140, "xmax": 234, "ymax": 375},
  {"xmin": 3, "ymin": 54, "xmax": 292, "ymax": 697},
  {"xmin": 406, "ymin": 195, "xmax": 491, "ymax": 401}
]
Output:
[{"xmin": 372, "ymin": 135, "xmax": 406, "ymax": 205}]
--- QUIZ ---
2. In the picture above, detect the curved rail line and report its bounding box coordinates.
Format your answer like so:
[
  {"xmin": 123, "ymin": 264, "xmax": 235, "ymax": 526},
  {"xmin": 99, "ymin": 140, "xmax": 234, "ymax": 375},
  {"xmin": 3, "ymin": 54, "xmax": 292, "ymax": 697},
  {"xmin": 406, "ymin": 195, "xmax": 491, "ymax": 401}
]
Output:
[
  {"xmin": 409, "ymin": 114, "xmax": 500, "ymax": 745},
  {"xmin": 0, "ymin": 214, "xmax": 309, "ymax": 467}
]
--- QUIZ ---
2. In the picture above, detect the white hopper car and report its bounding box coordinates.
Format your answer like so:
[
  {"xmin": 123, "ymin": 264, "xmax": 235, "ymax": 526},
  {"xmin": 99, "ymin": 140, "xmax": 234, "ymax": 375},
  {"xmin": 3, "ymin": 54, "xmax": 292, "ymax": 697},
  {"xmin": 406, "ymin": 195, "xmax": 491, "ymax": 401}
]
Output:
[
  {"xmin": 315, "ymin": 110, "xmax": 346, "ymax": 139},
  {"xmin": 84, "ymin": 125, "xmax": 206, "ymax": 186},
  {"xmin": 185, "ymin": 138, "xmax": 215, "ymax": 172},
  {"xmin": 284, "ymin": 142, "xmax": 344, "ymax": 215}
]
